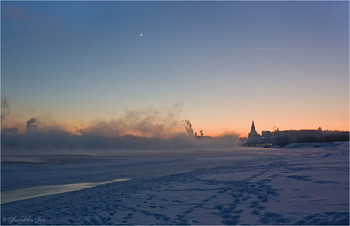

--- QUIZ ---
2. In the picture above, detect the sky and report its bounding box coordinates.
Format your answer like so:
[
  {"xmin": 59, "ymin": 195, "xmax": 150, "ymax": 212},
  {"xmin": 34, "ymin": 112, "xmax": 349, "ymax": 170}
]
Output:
[{"xmin": 1, "ymin": 1, "xmax": 349, "ymax": 137}]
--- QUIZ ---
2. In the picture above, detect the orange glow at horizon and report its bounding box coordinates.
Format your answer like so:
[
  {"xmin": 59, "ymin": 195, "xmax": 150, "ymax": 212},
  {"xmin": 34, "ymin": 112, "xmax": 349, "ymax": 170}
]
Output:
[{"xmin": 2, "ymin": 112, "xmax": 349, "ymax": 138}]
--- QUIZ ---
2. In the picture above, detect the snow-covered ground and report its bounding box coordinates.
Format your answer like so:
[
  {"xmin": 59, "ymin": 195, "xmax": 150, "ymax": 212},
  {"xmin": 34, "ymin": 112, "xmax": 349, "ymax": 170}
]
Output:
[{"xmin": 1, "ymin": 142, "xmax": 349, "ymax": 225}]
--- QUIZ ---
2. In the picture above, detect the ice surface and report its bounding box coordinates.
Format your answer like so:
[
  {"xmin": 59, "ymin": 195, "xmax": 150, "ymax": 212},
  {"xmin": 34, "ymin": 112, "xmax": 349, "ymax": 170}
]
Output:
[
  {"xmin": 1, "ymin": 179, "xmax": 130, "ymax": 204},
  {"xmin": 1, "ymin": 142, "xmax": 349, "ymax": 225}
]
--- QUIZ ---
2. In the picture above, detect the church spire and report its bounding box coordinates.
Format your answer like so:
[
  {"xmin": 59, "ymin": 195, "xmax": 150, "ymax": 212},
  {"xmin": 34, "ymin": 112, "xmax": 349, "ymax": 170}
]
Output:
[
  {"xmin": 251, "ymin": 121, "xmax": 256, "ymax": 133},
  {"xmin": 248, "ymin": 120, "xmax": 259, "ymax": 139}
]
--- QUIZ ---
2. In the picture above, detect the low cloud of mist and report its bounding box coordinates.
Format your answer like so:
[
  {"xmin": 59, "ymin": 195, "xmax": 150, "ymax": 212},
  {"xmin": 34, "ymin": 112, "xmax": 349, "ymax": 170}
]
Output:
[
  {"xmin": 80, "ymin": 105, "xmax": 184, "ymax": 138},
  {"xmin": 1, "ymin": 98, "xmax": 10, "ymax": 121},
  {"xmin": 1, "ymin": 105, "xmax": 239, "ymax": 153},
  {"xmin": 2, "ymin": 132, "xmax": 239, "ymax": 154},
  {"xmin": 26, "ymin": 118, "xmax": 38, "ymax": 133}
]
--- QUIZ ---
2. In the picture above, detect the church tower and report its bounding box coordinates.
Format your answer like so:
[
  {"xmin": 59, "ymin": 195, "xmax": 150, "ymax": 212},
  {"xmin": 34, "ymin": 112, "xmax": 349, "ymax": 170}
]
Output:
[
  {"xmin": 248, "ymin": 121, "xmax": 260, "ymax": 139},
  {"xmin": 251, "ymin": 121, "xmax": 256, "ymax": 133}
]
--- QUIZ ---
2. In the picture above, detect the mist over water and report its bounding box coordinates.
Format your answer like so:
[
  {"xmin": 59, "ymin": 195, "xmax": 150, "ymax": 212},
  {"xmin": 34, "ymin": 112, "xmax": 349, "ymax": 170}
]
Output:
[
  {"xmin": 79, "ymin": 105, "xmax": 183, "ymax": 138},
  {"xmin": 1, "ymin": 98, "xmax": 10, "ymax": 121},
  {"xmin": 2, "ymin": 131, "xmax": 239, "ymax": 154},
  {"xmin": 1, "ymin": 105, "xmax": 239, "ymax": 154}
]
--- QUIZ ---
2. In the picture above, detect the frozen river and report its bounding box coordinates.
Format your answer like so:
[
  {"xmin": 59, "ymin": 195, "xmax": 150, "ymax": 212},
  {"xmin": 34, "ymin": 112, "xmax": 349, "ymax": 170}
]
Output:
[{"xmin": 1, "ymin": 142, "xmax": 349, "ymax": 224}]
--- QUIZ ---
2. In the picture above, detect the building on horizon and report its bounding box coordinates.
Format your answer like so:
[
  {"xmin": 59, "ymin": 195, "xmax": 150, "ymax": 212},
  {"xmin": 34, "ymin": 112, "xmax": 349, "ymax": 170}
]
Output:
[
  {"xmin": 244, "ymin": 121, "xmax": 271, "ymax": 146},
  {"xmin": 246, "ymin": 121, "xmax": 264, "ymax": 146},
  {"xmin": 1, "ymin": 127, "xmax": 18, "ymax": 136},
  {"xmin": 241, "ymin": 121, "xmax": 349, "ymax": 147}
]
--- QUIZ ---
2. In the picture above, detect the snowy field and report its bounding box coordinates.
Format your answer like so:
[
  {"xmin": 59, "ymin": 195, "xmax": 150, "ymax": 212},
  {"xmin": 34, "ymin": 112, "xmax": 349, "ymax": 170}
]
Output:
[{"xmin": 1, "ymin": 142, "xmax": 349, "ymax": 225}]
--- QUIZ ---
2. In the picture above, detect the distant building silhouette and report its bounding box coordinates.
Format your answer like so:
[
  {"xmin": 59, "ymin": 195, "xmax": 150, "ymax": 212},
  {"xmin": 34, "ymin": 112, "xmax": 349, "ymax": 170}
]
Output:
[
  {"xmin": 246, "ymin": 121, "xmax": 263, "ymax": 145},
  {"xmin": 248, "ymin": 121, "xmax": 260, "ymax": 139},
  {"xmin": 1, "ymin": 127, "xmax": 18, "ymax": 135},
  {"xmin": 242, "ymin": 121, "xmax": 349, "ymax": 147}
]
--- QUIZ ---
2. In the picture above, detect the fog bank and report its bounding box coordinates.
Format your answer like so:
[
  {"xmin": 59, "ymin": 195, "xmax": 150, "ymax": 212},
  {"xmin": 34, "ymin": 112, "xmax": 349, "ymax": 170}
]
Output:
[{"xmin": 2, "ymin": 105, "xmax": 239, "ymax": 153}]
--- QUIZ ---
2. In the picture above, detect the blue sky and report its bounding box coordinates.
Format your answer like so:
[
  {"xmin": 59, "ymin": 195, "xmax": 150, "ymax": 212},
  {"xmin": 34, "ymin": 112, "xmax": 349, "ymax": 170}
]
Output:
[{"xmin": 2, "ymin": 1, "xmax": 349, "ymax": 135}]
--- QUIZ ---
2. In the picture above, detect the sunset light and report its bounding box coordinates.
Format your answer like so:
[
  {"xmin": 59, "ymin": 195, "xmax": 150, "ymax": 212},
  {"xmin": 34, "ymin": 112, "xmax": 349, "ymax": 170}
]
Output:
[{"xmin": 1, "ymin": 1, "xmax": 349, "ymax": 225}]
